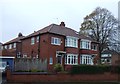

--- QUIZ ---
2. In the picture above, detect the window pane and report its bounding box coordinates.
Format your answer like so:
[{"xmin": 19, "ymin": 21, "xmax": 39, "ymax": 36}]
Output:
[
  {"xmin": 49, "ymin": 57, "xmax": 53, "ymax": 64},
  {"xmin": 51, "ymin": 37, "xmax": 61, "ymax": 45},
  {"xmin": 31, "ymin": 37, "xmax": 35, "ymax": 45}
]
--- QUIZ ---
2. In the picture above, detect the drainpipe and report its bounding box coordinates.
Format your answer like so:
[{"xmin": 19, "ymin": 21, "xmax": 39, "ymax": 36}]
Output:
[
  {"xmin": 38, "ymin": 33, "xmax": 40, "ymax": 59},
  {"xmin": 63, "ymin": 36, "xmax": 66, "ymax": 71}
]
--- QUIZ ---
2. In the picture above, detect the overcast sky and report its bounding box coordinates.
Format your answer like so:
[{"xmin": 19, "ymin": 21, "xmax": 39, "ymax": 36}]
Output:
[{"xmin": 0, "ymin": 0, "xmax": 119, "ymax": 43}]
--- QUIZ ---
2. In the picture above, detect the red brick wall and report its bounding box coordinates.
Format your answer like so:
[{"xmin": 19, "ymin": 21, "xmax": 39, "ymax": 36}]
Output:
[
  {"xmin": 7, "ymin": 70, "xmax": 119, "ymax": 83},
  {"xmin": 112, "ymin": 53, "xmax": 119, "ymax": 65},
  {"xmin": 21, "ymin": 36, "xmax": 39, "ymax": 58}
]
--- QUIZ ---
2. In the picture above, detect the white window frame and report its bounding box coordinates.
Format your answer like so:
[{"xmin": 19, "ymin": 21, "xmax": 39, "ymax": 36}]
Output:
[
  {"xmin": 23, "ymin": 54, "xmax": 27, "ymax": 58},
  {"xmin": 31, "ymin": 37, "xmax": 35, "ymax": 45},
  {"xmin": 92, "ymin": 44, "xmax": 97, "ymax": 51},
  {"xmin": 4, "ymin": 45, "xmax": 7, "ymax": 49},
  {"xmin": 36, "ymin": 36, "xmax": 39, "ymax": 43},
  {"xmin": 13, "ymin": 43, "xmax": 16, "ymax": 48},
  {"xmin": 51, "ymin": 37, "xmax": 61, "ymax": 45},
  {"xmin": 65, "ymin": 36, "xmax": 78, "ymax": 48},
  {"xmin": 80, "ymin": 54, "xmax": 93, "ymax": 65},
  {"xmin": 80, "ymin": 39, "xmax": 91, "ymax": 49},
  {"xmin": 49, "ymin": 57, "xmax": 53, "ymax": 65},
  {"xmin": 65, "ymin": 54, "xmax": 78, "ymax": 65},
  {"xmin": 9, "ymin": 44, "xmax": 12, "ymax": 49}
]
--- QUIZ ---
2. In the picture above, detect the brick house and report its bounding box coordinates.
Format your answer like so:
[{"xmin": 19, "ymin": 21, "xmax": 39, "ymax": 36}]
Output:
[
  {"xmin": 20, "ymin": 22, "xmax": 99, "ymax": 71},
  {"xmin": 1, "ymin": 22, "xmax": 99, "ymax": 71},
  {"xmin": 1, "ymin": 33, "xmax": 25, "ymax": 57}
]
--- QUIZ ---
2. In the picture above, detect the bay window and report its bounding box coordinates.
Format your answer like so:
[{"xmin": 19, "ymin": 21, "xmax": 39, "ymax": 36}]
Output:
[
  {"xmin": 66, "ymin": 36, "xmax": 78, "ymax": 48},
  {"xmin": 80, "ymin": 54, "xmax": 93, "ymax": 65},
  {"xmin": 65, "ymin": 54, "xmax": 78, "ymax": 65},
  {"xmin": 80, "ymin": 39, "xmax": 91, "ymax": 49}
]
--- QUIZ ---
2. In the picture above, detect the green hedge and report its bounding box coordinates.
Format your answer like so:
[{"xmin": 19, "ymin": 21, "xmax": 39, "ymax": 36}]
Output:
[{"xmin": 70, "ymin": 65, "xmax": 120, "ymax": 74}]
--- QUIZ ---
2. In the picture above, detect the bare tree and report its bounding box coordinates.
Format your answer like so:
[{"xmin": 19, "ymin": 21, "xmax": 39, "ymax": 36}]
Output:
[{"xmin": 80, "ymin": 7, "xmax": 119, "ymax": 64}]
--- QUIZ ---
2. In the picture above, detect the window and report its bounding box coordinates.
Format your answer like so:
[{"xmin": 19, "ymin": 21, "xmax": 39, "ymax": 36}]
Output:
[
  {"xmin": 80, "ymin": 55, "xmax": 93, "ymax": 65},
  {"xmin": 17, "ymin": 52, "xmax": 21, "ymax": 58},
  {"xmin": 13, "ymin": 43, "xmax": 16, "ymax": 48},
  {"xmin": 65, "ymin": 54, "xmax": 78, "ymax": 65},
  {"xmin": 23, "ymin": 54, "xmax": 27, "ymax": 58},
  {"xmin": 9, "ymin": 44, "xmax": 12, "ymax": 49},
  {"xmin": 36, "ymin": 54, "xmax": 38, "ymax": 58},
  {"xmin": 66, "ymin": 36, "xmax": 78, "ymax": 48},
  {"xmin": 36, "ymin": 36, "xmax": 39, "ymax": 43},
  {"xmin": 4, "ymin": 45, "xmax": 7, "ymax": 49},
  {"xmin": 80, "ymin": 39, "xmax": 91, "ymax": 49},
  {"xmin": 92, "ymin": 44, "xmax": 97, "ymax": 50},
  {"xmin": 31, "ymin": 37, "xmax": 35, "ymax": 45},
  {"xmin": 51, "ymin": 37, "xmax": 61, "ymax": 45},
  {"xmin": 101, "ymin": 54, "xmax": 112, "ymax": 57},
  {"xmin": 49, "ymin": 57, "xmax": 53, "ymax": 64}
]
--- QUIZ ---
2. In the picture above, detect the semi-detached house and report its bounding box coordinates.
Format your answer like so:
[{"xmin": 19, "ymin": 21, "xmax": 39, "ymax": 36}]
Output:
[{"xmin": 1, "ymin": 22, "xmax": 99, "ymax": 71}]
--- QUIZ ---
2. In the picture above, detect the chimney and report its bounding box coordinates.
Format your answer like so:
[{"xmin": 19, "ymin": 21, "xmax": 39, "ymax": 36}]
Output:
[
  {"xmin": 18, "ymin": 32, "xmax": 23, "ymax": 37},
  {"xmin": 60, "ymin": 21, "xmax": 65, "ymax": 27}
]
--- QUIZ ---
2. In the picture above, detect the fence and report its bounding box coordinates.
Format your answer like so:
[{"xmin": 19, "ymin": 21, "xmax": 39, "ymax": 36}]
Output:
[{"xmin": 14, "ymin": 58, "xmax": 47, "ymax": 71}]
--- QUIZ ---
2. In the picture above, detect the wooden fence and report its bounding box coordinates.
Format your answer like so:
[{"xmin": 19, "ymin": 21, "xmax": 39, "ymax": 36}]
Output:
[{"xmin": 14, "ymin": 58, "xmax": 47, "ymax": 71}]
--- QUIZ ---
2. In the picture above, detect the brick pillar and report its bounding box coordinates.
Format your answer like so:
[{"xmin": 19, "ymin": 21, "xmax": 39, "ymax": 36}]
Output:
[{"xmin": 6, "ymin": 67, "xmax": 11, "ymax": 82}]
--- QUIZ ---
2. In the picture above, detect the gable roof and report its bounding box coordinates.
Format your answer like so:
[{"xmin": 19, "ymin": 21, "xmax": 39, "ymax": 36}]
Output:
[{"xmin": 4, "ymin": 36, "xmax": 25, "ymax": 45}]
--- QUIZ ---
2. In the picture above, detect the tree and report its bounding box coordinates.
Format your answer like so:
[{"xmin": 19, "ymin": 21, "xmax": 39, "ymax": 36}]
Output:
[{"xmin": 80, "ymin": 7, "xmax": 119, "ymax": 64}]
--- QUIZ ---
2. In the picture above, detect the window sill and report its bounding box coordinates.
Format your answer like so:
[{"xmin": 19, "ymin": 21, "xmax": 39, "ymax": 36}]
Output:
[
  {"xmin": 65, "ymin": 46, "xmax": 78, "ymax": 48},
  {"xmin": 51, "ymin": 43, "xmax": 61, "ymax": 46},
  {"xmin": 65, "ymin": 64, "xmax": 78, "ymax": 65}
]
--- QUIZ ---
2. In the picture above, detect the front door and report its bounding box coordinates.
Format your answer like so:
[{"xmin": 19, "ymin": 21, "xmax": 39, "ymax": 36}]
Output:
[{"xmin": 57, "ymin": 55, "xmax": 62, "ymax": 64}]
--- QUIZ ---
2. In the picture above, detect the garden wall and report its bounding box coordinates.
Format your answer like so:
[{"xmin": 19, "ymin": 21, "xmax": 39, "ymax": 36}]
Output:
[{"xmin": 6, "ymin": 69, "xmax": 119, "ymax": 83}]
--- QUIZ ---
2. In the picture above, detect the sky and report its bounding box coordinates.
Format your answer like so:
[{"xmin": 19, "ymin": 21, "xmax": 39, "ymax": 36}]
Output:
[{"xmin": 0, "ymin": 0, "xmax": 120, "ymax": 43}]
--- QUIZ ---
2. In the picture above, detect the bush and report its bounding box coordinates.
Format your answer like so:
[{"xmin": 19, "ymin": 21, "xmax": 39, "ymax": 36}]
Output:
[
  {"xmin": 54, "ymin": 63, "xmax": 63, "ymax": 72},
  {"xmin": 70, "ymin": 65, "xmax": 112, "ymax": 74}
]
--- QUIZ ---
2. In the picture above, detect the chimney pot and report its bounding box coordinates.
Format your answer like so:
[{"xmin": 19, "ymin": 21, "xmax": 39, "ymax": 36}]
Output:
[
  {"xmin": 60, "ymin": 22, "xmax": 65, "ymax": 27},
  {"xmin": 18, "ymin": 32, "xmax": 23, "ymax": 37}
]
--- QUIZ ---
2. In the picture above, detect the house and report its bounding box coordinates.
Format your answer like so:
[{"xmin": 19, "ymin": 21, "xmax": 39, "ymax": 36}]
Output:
[
  {"xmin": 0, "ymin": 34, "xmax": 24, "ymax": 71},
  {"xmin": 1, "ymin": 33, "xmax": 25, "ymax": 57},
  {"xmin": 101, "ymin": 50, "xmax": 120, "ymax": 65},
  {"xmin": 20, "ymin": 22, "xmax": 99, "ymax": 71},
  {"xmin": 1, "ymin": 22, "xmax": 99, "ymax": 71}
]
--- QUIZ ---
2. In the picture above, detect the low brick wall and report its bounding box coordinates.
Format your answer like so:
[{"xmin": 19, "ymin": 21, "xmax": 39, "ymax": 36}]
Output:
[{"xmin": 7, "ymin": 69, "xmax": 119, "ymax": 83}]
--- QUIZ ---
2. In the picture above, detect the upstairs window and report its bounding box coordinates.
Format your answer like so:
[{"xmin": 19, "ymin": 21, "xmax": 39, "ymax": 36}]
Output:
[
  {"xmin": 31, "ymin": 37, "xmax": 35, "ymax": 45},
  {"xmin": 13, "ymin": 43, "xmax": 16, "ymax": 48},
  {"xmin": 92, "ymin": 44, "xmax": 97, "ymax": 51},
  {"xmin": 9, "ymin": 44, "xmax": 12, "ymax": 49},
  {"xmin": 4, "ymin": 45, "xmax": 7, "ymax": 49},
  {"xmin": 66, "ymin": 36, "xmax": 78, "ymax": 48},
  {"xmin": 80, "ymin": 39, "xmax": 91, "ymax": 49},
  {"xmin": 51, "ymin": 37, "xmax": 61, "ymax": 45},
  {"xmin": 36, "ymin": 36, "xmax": 39, "ymax": 43}
]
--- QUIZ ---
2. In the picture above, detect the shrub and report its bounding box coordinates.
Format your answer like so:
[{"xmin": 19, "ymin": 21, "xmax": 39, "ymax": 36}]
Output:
[
  {"xmin": 70, "ymin": 65, "xmax": 112, "ymax": 74},
  {"xmin": 54, "ymin": 63, "xmax": 63, "ymax": 72}
]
